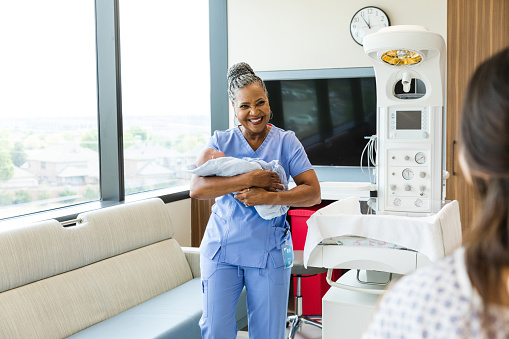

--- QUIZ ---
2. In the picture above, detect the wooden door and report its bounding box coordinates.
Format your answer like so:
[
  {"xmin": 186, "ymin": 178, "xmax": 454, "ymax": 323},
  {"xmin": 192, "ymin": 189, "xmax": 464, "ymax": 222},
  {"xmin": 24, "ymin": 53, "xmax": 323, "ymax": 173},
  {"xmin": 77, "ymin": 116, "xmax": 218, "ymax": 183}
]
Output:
[{"xmin": 446, "ymin": 0, "xmax": 509, "ymax": 233}]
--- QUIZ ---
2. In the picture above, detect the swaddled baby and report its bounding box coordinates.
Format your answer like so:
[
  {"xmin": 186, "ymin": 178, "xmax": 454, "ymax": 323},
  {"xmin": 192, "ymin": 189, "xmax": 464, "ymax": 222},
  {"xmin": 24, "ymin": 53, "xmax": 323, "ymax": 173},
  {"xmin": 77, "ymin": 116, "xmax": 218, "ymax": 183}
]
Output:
[{"xmin": 184, "ymin": 148, "xmax": 289, "ymax": 220}]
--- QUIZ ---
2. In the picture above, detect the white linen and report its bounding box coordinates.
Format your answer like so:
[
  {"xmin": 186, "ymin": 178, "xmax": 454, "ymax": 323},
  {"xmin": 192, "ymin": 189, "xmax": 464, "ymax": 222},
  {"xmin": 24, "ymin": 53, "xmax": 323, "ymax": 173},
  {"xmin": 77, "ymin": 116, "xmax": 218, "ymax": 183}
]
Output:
[
  {"xmin": 183, "ymin": 157, "xmax": 289, "ymax": 220},
  {"xmin": 183, "ymin": 157, "xmax": 261, "ymax": 177},
  {"xmin": 303, "ymin": 197, "xmax": 462, "ymax": 267}
]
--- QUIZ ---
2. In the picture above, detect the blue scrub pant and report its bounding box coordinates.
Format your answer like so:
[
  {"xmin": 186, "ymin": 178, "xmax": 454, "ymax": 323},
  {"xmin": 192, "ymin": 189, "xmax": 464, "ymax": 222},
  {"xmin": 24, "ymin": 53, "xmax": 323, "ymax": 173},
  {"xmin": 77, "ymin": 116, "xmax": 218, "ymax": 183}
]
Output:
[{"xmin": 199, "ymin": 255, "xmax": 291, "ymax": 339}]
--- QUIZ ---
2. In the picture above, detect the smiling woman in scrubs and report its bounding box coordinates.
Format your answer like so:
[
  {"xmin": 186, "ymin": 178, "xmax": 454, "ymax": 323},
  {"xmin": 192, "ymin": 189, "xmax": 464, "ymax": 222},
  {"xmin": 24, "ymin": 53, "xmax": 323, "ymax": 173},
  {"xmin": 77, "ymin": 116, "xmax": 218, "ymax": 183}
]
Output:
[{"xmin": 190, "ymin": 62, "xmax": 321, "ymax": 339}]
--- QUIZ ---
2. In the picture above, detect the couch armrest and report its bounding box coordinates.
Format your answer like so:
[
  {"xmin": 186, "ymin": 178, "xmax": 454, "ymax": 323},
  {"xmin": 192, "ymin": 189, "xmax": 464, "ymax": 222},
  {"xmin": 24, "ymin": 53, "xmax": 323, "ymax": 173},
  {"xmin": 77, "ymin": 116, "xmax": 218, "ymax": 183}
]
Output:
[{"xmin": 182, "ymin": 247, "xmax": 200, "ymax": 278}]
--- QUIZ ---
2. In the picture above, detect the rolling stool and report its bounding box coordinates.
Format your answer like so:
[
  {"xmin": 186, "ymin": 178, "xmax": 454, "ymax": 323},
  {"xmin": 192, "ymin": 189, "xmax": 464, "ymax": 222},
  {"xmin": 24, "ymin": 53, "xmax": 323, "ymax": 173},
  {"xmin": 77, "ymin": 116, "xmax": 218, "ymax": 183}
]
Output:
[{"xmin": 287, "ymin": 250, "xmax": 327, "ymax": 339}]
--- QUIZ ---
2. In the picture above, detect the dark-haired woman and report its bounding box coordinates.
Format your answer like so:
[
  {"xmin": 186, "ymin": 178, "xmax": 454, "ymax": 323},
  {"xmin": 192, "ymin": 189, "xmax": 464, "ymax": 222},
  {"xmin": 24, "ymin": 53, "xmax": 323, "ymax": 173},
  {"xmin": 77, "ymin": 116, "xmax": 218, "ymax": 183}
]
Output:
[
  {"xmin": 190, "ymin": 62, "xmax": 321, "ymax": 339},
  {"xmin": 363, "ymin": 47, "xmax": 509, "ymax": 338}
]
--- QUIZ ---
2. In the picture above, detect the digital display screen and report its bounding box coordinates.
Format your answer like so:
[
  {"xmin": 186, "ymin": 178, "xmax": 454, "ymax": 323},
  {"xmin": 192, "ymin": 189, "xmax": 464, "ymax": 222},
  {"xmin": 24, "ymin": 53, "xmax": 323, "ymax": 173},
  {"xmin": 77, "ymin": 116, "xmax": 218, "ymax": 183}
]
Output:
[
  {"xmin": 264, "ymin": 76, "xmax": 376, "ymax": 167},
  {"xmin": 396, "ymin": 110, "xmax": 421, "ymax": 130}
]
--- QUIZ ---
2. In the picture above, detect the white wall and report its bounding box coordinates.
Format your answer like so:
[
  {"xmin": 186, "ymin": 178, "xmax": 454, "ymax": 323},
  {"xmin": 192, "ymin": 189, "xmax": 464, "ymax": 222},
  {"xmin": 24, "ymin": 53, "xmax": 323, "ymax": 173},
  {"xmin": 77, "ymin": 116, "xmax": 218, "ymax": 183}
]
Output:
[
  {"xmin": 166, "ymin": 198, "xmax": 192, "ymax": 247},
  {"xmin": 226, "ymin": 1, "xmax": 447, "ymax": 183},
  {"xmin": 227, "ymin": 0, "xmax": 447, "ymax": 71}
]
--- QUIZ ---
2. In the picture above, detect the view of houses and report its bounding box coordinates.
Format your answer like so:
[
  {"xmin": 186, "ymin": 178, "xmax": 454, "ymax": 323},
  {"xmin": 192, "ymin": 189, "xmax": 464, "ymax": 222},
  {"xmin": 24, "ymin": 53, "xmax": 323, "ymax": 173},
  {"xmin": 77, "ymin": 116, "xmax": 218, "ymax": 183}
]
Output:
[{"xmin": 0, "ymin": 115, "xmax": 209, "ymax": 219}]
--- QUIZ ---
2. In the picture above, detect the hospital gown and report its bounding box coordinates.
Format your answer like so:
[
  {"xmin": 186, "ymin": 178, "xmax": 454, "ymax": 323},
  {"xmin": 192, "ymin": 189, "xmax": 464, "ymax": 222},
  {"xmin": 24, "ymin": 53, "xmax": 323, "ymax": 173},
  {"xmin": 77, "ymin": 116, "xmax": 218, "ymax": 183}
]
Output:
[{"xmin": 363, "ymin": 247, "xmax": 509, "ymax": 339}]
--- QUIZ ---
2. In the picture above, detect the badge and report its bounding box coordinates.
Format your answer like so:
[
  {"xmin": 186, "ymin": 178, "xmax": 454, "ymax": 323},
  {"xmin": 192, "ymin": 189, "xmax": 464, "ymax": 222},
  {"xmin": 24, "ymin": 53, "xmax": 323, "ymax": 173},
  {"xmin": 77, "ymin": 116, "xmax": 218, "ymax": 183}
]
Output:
[{"xmin": 282, "ymin": 239, "xmax": 294, "ymax": 269}]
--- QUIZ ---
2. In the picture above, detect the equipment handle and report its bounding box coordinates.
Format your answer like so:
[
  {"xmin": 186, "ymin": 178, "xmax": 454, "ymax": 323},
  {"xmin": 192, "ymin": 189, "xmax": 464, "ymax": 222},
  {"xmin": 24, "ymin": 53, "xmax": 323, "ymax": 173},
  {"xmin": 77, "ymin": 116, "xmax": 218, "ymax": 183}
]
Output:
[
  {"xmin": 452, "ymin": 140, "xmax": 457, "ymax": 175},
  {"xmin": 325, "ymin": 269, "xmax": 385, "ymax": 295}
]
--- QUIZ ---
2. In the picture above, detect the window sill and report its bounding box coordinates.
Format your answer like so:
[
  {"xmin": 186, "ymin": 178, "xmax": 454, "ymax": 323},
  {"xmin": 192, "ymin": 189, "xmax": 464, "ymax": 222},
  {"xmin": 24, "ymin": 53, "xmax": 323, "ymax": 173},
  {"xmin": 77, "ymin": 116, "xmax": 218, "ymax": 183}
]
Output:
[{"xmin": 0, "ymin": 185, "xmax": 190, "ymax": 229}]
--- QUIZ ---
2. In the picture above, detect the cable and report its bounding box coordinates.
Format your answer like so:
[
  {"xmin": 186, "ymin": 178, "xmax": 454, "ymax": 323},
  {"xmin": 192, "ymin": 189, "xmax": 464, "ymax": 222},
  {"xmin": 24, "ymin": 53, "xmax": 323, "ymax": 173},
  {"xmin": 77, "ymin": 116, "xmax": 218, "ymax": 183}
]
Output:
[{"xmin": 360, "ymin": 135, "xmax": 377, "ymax": 184}]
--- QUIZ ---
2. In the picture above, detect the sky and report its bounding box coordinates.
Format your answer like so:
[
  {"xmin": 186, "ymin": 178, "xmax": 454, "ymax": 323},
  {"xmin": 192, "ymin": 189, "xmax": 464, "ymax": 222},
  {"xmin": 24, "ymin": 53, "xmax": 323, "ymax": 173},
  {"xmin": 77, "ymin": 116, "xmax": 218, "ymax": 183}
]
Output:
[{"xmin": 0, "ymin": 0, "xmax": 210, "ymax": 119}]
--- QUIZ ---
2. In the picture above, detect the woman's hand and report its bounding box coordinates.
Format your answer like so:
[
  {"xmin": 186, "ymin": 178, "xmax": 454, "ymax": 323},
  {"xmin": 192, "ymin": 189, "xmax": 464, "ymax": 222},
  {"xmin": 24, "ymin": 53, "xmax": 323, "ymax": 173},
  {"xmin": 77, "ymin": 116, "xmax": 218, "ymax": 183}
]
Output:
[
  {"xmin": 247, "ymin": 169, "xmax": 285, "ymax": 192},
  {"xmin": 235, "ymin": 187, "xmax": 266, "ymax": 207},
  {"xmin": 234, "ymin": 170, "xmax": 285, "ymax": 207},
  {"xmin": 240, "ymin": 169, "xmax": 321, "ymax": 208},
  {"xmin": 190, "ymin": 169, "xmax": 284, "ymax": 200}
]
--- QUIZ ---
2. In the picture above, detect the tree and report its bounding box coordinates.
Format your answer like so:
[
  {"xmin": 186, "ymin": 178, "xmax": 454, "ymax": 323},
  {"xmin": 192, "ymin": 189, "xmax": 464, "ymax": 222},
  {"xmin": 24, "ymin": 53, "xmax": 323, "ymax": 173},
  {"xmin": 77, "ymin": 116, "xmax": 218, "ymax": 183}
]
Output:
[
  {"xmin": 0, "ymin": 151, "xmax": 15, "ymax": 182},
  {"xmin": 128, "ymin": 126, "xmax": 147, "ymax": 141},
  {"xmin": 0, "ymin": 129, "xmax": 15, "ymax": 182},
  {"xmin": 174, "ymin": 133, "xmax": 207, "ymax": 153},
  {"xmin": 123, "ymin": 133, "xmax": 135, "ymax": 149},
  {"xmin": 84, "ymin": 186, "xmax": 99, "ymax": 200},
  {"xmin": 0, "ymin": 191, "xmax": 12, "ymax": 206},
  {"xmin": 11, "ymin": 142, "xmax": 27, "ymax": 167},
  {"xmin": 37, "ymin": 190, "xmax": 50, "ymax": 203},
  {"xmin": 81, "ymin": 128, "xmax": 143, "ymax": 151},
  {"xmin": 80, "ymin": 129, "xmax": 99, "ymax": 152},
  {"xmin": 13, "ymin": 190, "xmax": 32, "ymax": 204},
  {"xmin": 59, "ymin": 187, "xmax": 78, "ymax": 203}
]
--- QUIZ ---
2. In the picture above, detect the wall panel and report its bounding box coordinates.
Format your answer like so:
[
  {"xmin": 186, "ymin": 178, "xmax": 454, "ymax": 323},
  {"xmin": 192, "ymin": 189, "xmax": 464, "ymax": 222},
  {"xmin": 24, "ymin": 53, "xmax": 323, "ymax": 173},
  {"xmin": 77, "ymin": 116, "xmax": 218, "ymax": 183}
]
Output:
[
  {"xmin": 446, "ymin": 0, "xmax": 509, "ymax": 233},
  {"xmin": 191, "ymin": 198, "xmax": 215, "ymax": 247}
]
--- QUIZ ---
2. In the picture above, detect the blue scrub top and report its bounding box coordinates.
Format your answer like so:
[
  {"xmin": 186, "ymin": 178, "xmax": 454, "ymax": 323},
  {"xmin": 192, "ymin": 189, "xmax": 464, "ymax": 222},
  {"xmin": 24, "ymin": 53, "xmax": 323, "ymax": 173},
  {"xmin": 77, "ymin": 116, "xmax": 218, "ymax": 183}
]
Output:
[{"xmin": 200, "ymin": 125, "xmax": 313, "ymax": 269}]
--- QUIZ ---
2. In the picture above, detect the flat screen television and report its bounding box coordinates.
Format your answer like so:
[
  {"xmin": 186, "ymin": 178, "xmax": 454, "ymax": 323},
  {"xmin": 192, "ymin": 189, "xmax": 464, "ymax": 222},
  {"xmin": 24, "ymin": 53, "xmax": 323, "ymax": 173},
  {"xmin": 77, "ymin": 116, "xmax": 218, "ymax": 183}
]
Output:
[{"xmin": 258, "ymin": 67, "xmax": 377, "ymax": 167}]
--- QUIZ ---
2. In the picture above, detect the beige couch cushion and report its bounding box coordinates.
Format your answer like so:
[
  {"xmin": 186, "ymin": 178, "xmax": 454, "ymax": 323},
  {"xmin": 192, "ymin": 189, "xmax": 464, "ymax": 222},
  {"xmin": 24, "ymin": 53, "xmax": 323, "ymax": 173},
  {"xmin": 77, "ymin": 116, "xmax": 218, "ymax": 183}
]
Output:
[
  {"xmin": 76, "ymin": 198, "xmax": 175, "ymax": 265},
  {"xmin": 0, "ymin": 219, "xmax": 86, "ymax": 293},
  {"xmin": 0, "ymin": 238, "xmax": 193, "ymax": 338},
  {"xmin": 0, "ymin": 198, "xmax": 173, "ymax": 293},
  {"xmin": 0, "ymin": 198, "xmax": 192, "ymax": 338}
]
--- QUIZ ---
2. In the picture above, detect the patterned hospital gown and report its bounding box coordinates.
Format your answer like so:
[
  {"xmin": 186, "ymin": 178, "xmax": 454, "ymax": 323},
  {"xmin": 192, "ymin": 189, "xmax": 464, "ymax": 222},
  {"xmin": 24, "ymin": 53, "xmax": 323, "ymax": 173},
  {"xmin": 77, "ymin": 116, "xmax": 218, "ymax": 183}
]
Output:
[{"xmin": 363, "ymin": 247, "xmax": 509, "ymax": 339}]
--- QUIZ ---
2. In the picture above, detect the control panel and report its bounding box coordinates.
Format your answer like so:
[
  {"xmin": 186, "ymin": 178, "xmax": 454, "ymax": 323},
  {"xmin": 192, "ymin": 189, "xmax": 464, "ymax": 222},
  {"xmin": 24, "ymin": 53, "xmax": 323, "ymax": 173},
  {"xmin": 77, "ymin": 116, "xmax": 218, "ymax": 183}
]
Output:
[
  {"xmin": 385, "ymin": 148, "xmax": 432, "ymax": 212},
  {"xmin": 376, "ymin": 105, "xmax": 443, "ymax": 215}
]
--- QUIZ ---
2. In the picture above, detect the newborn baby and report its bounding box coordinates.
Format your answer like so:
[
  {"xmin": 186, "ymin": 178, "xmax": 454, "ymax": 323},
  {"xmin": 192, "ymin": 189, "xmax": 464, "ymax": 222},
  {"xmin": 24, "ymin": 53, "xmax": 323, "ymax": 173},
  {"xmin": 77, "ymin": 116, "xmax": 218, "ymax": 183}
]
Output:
[
  {"xmin": 195, "ymin": 148, "xmax": 226, "ymax": 167},
  {"xmin": 184, "ymin": 148, "xmax": 289, "ymax": 220}
]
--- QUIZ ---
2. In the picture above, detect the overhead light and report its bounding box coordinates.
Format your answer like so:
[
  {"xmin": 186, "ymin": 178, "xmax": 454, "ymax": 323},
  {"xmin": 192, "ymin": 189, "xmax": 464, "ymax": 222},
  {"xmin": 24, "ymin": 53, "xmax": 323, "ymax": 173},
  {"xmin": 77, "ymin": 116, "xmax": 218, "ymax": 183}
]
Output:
[{"xmin": 381, "ymin": 49, "xmax": 422, "ymax": 66}]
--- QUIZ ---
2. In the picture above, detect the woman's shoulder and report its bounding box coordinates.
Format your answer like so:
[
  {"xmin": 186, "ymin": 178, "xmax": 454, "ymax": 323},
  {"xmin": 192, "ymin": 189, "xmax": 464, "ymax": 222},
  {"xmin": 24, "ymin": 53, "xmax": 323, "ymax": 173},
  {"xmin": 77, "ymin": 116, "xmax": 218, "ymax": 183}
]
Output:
[
  {"xmin": 269, "ymin": 125, "xmax": 300, "ymax": 146},
  {"xmin": 270, "ymin": 125, "xmax": 296, "ymax": 137},
  {"xmin": 212, "ymin": 127, "xmax": 237, "ymax": 137},
  {"xmin": 210, "ymin": 127, "xmax": 241, "ymax": 143}
]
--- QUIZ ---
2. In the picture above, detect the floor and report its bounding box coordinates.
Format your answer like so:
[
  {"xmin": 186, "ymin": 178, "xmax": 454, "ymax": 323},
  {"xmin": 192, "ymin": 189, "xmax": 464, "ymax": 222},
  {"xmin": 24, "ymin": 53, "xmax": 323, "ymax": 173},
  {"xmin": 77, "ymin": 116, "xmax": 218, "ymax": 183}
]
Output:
[
  {"xmin": 236, "ymin": 322, "xmax": 322, "ymax": 339},
  {"xmin": 235, "ymin": 274, "xmax": 323, "ymax": 338}
]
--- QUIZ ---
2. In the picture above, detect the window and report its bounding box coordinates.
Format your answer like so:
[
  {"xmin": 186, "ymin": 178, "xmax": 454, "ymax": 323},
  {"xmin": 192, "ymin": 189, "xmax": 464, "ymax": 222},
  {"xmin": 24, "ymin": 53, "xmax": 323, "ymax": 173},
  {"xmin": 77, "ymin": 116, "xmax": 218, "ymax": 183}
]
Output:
[
  {"xmin": 0, "ymin": 1, "xmax": 98, "ymax": 219},
  {"xmin": 119, "ymin": 0, "xmax": 211, "ymax": 195},
  {"xmin": 0, "ymin": 0, "xmax": 225, "ymax": 222}
]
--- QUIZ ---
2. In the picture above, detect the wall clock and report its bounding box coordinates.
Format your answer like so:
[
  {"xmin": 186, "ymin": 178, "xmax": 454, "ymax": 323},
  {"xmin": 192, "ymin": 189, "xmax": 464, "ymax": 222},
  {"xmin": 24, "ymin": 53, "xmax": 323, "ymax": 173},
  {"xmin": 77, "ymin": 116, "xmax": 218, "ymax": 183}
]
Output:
[{"xmin": 350, "ymin": 6, "xmax": 390, "ymax": 46}]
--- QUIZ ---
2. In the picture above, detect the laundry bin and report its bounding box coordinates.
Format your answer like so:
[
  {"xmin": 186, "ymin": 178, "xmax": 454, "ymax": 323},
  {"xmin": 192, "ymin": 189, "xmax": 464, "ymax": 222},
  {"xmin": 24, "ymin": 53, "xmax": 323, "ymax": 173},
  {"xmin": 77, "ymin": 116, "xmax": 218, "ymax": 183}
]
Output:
[{"xmin": 288, "ymin": 203, "xmax": 342, "ymax": 316}]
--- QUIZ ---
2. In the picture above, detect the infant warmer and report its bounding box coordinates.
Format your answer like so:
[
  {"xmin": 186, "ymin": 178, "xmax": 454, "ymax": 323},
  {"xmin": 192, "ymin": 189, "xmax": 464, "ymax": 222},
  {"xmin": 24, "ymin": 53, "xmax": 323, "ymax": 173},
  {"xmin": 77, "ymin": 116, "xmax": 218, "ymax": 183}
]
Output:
[{"xmin": 363, "ymin": 25, "xmax": 446, "ymax": 215}]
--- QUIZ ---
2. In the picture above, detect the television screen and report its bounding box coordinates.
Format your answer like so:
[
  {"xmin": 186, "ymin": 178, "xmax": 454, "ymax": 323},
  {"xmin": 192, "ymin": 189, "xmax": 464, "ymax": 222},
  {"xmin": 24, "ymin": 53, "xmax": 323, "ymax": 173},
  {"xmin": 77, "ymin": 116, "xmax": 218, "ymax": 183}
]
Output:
[{"xmin": 261, "ymin": 68, "xmax": 377, "ymax": 167}]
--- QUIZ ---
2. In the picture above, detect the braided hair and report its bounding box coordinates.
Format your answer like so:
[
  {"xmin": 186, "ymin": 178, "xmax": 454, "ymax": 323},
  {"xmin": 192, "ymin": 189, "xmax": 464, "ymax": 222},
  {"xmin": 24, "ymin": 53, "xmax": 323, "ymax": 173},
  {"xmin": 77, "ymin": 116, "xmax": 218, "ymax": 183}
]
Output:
[{"xmin": 227, "ymin": 62, "xmax": 268, "ymax": 103}]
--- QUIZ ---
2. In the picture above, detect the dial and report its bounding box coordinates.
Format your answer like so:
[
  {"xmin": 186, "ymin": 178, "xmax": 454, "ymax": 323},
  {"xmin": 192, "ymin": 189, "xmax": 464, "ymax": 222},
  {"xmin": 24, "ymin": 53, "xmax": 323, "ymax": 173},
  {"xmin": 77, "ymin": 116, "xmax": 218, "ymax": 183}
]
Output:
[
  {"xmin": 415, "ymin": 152, "xmax": 426, "ymax": 164},
  {"xmin": 393, "ymin": 198, "xmax": 402, "ymax": 206},
  {"xmin": 402, "ymin": 168, "xmax": 414, "ymax": 180},
  {"xmin": 415, "ymin": 199, "xmax": 423, "ymax": 207},
  {"xmin": 350, "ymin": 7, "xmax": 390, "ymax": 46}
]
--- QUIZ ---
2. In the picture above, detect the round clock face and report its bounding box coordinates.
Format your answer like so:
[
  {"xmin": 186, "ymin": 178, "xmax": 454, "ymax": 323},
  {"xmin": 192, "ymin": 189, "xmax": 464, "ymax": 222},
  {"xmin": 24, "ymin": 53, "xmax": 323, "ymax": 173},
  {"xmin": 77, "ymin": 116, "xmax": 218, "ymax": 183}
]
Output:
[{"xmin": 350, "ymin": 6, "xmax": 390, "ymax": 46}]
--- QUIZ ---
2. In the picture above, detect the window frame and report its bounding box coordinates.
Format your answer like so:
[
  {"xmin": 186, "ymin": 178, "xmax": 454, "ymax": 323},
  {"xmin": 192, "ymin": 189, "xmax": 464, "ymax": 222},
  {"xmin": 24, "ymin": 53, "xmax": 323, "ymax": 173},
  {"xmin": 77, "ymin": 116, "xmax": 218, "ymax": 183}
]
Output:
[{"xmin": 0, "ymin": 0, "xmax": 227, "ymax": 225}]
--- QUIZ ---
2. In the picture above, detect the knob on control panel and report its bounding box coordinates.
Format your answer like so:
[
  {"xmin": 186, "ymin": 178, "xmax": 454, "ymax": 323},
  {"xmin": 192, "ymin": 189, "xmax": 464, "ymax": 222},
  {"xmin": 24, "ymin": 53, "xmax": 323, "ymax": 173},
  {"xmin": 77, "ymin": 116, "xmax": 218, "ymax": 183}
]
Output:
[
  {"xmin": 404, "ymin": 184, "xmax": 412, "ymax": 191},
  {"xmin": 390, "ymin": 184, "xmax": 396, "ymax": 191},
  {"xmin": 393, "ymin": 198, "xmax": 402, "ymax": 206},
  {"xmin": 415, "ymin": 199, "xmax": 423, "ymax": 207}
]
